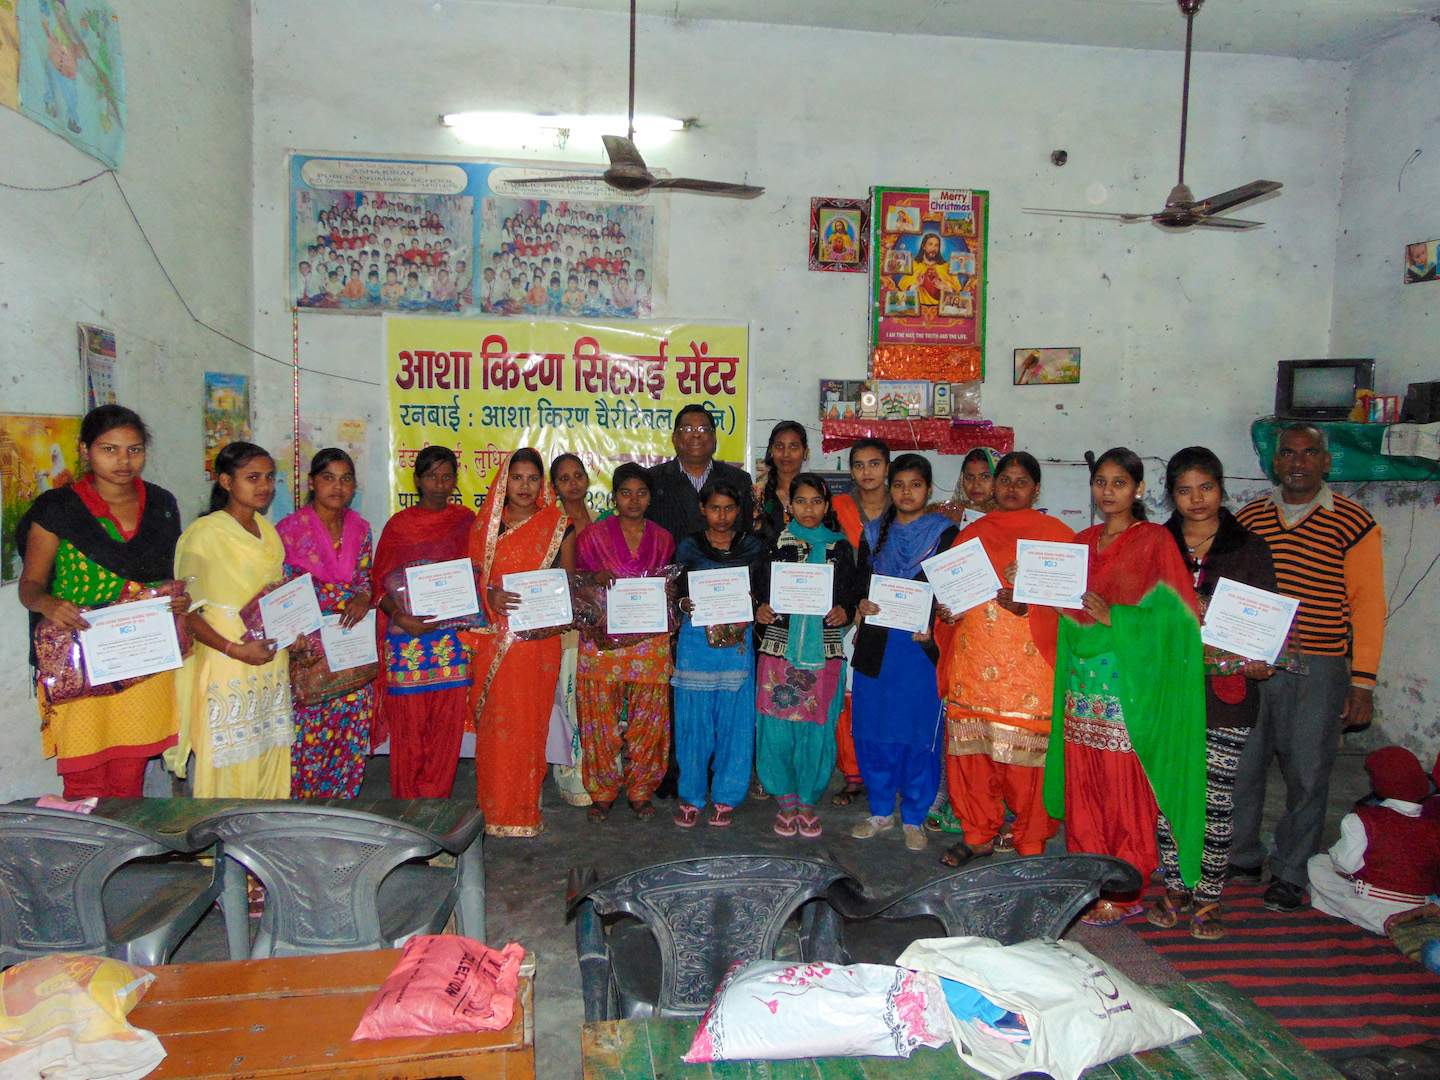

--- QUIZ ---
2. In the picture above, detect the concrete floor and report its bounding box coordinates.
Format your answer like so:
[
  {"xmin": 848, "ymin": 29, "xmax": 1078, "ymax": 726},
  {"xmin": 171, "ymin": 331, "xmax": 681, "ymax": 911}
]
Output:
[{"xmin": 169, "ymin": 746, "xmax": 1375, "ymax": 1078}]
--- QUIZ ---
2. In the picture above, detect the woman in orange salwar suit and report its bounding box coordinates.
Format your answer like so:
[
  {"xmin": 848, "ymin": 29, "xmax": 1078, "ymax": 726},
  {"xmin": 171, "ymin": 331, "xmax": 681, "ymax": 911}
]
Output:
[
  {"xmin": 934, "ymin": 452, "xmax": 1073, "ymax": 866},
  {"xmin": 465, "ymin": 449, "xmax": 575, "ymax": 837}
]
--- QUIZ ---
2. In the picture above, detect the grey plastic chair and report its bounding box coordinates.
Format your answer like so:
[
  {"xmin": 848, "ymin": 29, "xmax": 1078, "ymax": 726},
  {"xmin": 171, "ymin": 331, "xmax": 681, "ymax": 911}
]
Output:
[
  {"xmin": 0, "ymin": 805, "xmax": 222, "ymax": 969},
  {"xmin": 192, "ymin": 802, "xmax": 484, "ymax": 958},
  {"xmin": 826, "ymin": 853, "xmax": 1142, "ymax": 962},
  {"xmin": 566, "ymin": 854, "xmax": 858, "ymax": 1022}
]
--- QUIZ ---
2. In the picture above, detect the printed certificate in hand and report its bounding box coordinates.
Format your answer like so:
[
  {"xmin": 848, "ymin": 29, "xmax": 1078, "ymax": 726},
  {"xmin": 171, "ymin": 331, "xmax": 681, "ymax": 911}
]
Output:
[
  {"xmin": 1012, "ymin": 540, "xmax": 1089, "ymax": 610},
  {"xmin": 503, "ymin": 569, "xmax": 573, "ymax": 632},
  {"xmin": 1200, "ymin": 577, "xmax": 1301, "ymax": 665},
  {"xmin": 404, "ymin": 558, "xmax": 480, "ymax": 621},
  {"xmin": 688, "ymin": 566, "xmax": 753, "ymax": 627},
  {"xmin": 319, "ymin": 610, "xmax": 379, "ymax": 671},
  {"xmin": 922, "ymin": 538, "xmax": 1002, "ymax": 617},
  {"xmin": 258, "ymin": 573, "xmax": 325, "ymax": 644},
  {"xmin": 607, "ymin": 577, "xmax": 669, "ymax": 635},
  {"xmin": 79, "ymin": 597, "xmax": 184, "ymax": 686},
  {"xmin": 867, "ymin": 575, "xmax": 935, "ymax": 634},
  {"xmin": 769, "ymin": 562, "xmax": 835, "ymax": 616}
]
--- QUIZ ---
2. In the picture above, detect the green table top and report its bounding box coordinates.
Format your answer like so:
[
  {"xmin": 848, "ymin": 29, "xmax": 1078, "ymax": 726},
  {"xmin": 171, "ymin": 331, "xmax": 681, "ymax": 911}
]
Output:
[
  {"xmin": 581, "ymin": 982, "xmax": 1340, "ymax": 1079},
  {"xmin": 1251, "ymin": 418, "xmax": 1440, "ymax": 482}
]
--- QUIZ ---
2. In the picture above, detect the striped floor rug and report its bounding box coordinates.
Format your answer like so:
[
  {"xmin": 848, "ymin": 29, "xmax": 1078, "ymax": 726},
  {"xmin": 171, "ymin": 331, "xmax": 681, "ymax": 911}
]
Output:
[{"xmin": 1131, "ymin": 882, "xmax": 1440, "ymax": 1057}]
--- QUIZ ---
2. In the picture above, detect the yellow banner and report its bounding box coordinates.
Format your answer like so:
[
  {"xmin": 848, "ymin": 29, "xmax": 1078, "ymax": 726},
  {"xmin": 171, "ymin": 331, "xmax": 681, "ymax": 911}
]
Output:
[{"xmin": 385, "ymin": 317, "xmax": 749, "ymax": 515}]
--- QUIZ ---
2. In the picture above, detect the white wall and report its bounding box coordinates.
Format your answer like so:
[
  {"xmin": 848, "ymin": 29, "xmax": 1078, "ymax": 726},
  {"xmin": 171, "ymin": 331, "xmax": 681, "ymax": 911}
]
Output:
[
  {"xmin": 1329, "ymin": 19, "xmax": 1440, "ymax": 756},
  {"xmin": 249, "ymin": 0, "xmax": 1348, "ymax": 529},
  {"xmin": 0, "ymin": 1, "xmax": 254, "ymax": 799}
]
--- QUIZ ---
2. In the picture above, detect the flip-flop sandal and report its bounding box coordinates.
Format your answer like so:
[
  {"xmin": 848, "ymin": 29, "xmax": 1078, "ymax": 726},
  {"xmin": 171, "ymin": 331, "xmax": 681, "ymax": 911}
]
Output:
[
  {"xmin": 773, "ymin": 812, "xmax": 798, "ymax": 837},
  {"xmin": 673, "ymin": 803, "xmax": 700, "ymax": 828},
  {"xmin": 628, "ymin": 800, "xmax": 656, "ymax": 820},
  {"xmin": 939, "ymin": 840, "xmax": 992, "ymax": 868},
  {"xmin": 1190, "ymin": 901, "xmax": 1225, "ymax": 941},
  {"xmin": 709, "ymin": 803, "xmax": 734, "ymax": 827},
  {"xmin": 993, "ymin": 829, "xmax": 1016, "ymax": 853},
  {"xmin": 924, "ymin": 806, "xmax": 965, "ymax": 834},
  {"xmin": 1145, "ymin": 889, "xmax": 1193, "ymax": 930},
  {"xmin": 831, "ymin": 782, "xmax": 864, "ymax": 807},
  {"xmin": 1081, "ymin": 899, "xmax": 1144, "ymax": 927},
  {"xmin": 587, "ymin": 801, "xmax": 613, "ymax": 824},
  {"xmin": 796, "ymin": 813, "xmax": 822, "ymax": 838}
]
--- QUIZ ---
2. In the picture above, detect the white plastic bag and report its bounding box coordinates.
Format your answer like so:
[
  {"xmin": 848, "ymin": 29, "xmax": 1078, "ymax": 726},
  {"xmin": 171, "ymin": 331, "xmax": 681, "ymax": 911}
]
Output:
[
  {"xmin": 683, "ymin": 959, "xmax": 950, "ymax": 1063},
  {"xmin": 898, "ymin": 937, "xmax": 1200, "ymax": 1080}
]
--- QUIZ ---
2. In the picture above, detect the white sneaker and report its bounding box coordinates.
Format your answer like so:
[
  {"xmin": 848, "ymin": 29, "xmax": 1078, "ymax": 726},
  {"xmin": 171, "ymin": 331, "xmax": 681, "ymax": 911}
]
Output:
[
  {"xmin": 851, "ymin": 814, "xmax": 896, "ymax": 839},
  {"xmin": 903, "ymin": 825, "xmax": 928, "ymax": 851}
]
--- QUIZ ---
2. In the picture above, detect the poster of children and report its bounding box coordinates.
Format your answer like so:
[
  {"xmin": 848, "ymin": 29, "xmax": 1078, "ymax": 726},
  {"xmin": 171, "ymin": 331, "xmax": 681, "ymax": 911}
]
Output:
[
  {"xmin": 289, "ymin": 154, "xmax": 662, "ymax": 319},
  {"xmin": 203, "ymin": 372, "xmax": 252, "ymax": 481},
  {"xmin": 870, "ymin": 186, "xmax": 988, "ymax": 350},
  {"xmin": 5, "ymin": 0, "xmax": 125, "ymax": 167},
  {"xmin": 0, "ymin": 413, "xmax": 82, "ymax": 583},
  {"xmin": 476, "ymin": 197, "xmax": 655, "ymax": 317}
]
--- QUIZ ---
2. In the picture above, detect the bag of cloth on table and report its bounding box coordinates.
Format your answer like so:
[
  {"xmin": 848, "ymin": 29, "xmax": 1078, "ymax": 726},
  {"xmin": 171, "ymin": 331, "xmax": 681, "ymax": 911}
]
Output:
[
  {"xmin": 683, "ymin": 960, "xmax": 951, "ymax": 1063},
  {"xmin": 352, "ymin": 935, "xmax": 525, "ymax": 1040},
  {"xmin": 898, "ymin": 937, "xmax": 1200, "ymax": 1080}
]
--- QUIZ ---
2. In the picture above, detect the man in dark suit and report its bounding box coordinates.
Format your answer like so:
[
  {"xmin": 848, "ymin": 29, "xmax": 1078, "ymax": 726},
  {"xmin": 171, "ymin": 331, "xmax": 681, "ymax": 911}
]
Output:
[{"xmin": 645, "ymin": 403, "xmax": 755, "ymax": 543}]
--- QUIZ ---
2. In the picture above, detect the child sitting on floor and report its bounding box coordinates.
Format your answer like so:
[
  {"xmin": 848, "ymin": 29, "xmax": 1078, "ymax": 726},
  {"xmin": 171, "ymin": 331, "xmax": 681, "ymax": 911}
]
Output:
[{"xmin": 1306, "ymin": 746, "xmax": 1440, "ymax": 935}]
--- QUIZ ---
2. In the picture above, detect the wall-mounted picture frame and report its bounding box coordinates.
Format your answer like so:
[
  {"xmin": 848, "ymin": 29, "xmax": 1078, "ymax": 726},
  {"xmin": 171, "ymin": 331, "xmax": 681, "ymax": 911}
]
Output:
[
  {"xmin": 1014, "ymin": 347, "xmax": 1081, "ymax": 385},
  {"xmin": 1405, "ymin": 239, "xmax": 1438, "ymax": 283},
  {"xmin": 809, "ymin": 197, "xmax": 869, "ymax": 272}
]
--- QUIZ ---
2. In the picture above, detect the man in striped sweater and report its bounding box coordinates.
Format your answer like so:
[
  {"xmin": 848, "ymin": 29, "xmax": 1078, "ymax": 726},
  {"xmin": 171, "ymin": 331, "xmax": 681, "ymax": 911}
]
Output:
[{"xmin": 1231, "ymin": 424, "xmax": 1387, "ymax": 913}]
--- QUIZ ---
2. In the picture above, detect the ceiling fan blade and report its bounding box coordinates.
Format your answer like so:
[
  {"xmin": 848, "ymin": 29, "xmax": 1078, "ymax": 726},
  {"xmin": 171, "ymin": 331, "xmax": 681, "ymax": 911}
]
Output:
[
  {"xmin": 602, "ymin": 134, "xmax": 649, "ymax": 172},
  {"xmin": 650, "ymin": 177, "xmax": 765, "ymax": 199},
  {"xmin": 1194, "ymin": 216, "xmax": 1264, "ymax": 230},
  {"xmin": 504, "ymin": 175, "xmax": 602, "ymax": 186},
  {"xmin": 1195, "ymin": 180, "xmax": 1282, "ymax": 214},
  {"xmin": 1021, "ymin": 207, "xmax": 1150, "ymax": 222}
]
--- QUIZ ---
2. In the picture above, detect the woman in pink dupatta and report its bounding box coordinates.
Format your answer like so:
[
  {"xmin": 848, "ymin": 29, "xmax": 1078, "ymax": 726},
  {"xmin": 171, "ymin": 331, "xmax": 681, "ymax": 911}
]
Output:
[
  {"xmin": 575, "ymin": 463, "xmax": 676, "ymax": 821},
  {"xmin": 275, "ymin": 449, "xmax": 375, "ymax": 798}
]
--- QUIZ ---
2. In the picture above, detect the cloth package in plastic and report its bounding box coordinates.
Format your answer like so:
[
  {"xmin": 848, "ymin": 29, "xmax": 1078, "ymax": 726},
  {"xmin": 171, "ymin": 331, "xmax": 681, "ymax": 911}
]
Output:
[
  {"xmin": 572, "ymin": 565, "xmax": 682, "ymax": 651},
  {"xmin": 351, "ymin": 935, "xmax": 525, "ymax": 1040},
  {"xmin": 897, "ymin": 937, "xmax": 1200, "ymax": 1080},
  {"xmin": 0, "ymin": 954, "xmax": 165, "ymax": 1080},
  {"xmin": 236, "ymin": 578, "xmax": 378, "ymax": 704},
  {"xmin": 683, "ymin": 960, "xmax": 951, "ymax": 1063},
  {"xmin": 381, "ymin": 562, "xmax": 486, "ymax": 631},
  {"xmin": 34, "ymin": 580, "xmax": 192, "ymax": 706}
]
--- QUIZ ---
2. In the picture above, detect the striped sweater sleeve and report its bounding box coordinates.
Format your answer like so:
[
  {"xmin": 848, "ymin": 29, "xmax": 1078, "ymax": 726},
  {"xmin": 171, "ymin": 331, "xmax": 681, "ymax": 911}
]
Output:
[{"xmin": 1344, "ymin": 526, "xmax": 1386, "ymax": 688}]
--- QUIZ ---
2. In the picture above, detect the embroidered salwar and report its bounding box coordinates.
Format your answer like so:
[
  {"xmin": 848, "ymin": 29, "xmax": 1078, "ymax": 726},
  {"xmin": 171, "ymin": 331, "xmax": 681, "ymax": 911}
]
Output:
[{"xmin": 170, "ymin": 511, "xmax": 293, "ymax": 798}]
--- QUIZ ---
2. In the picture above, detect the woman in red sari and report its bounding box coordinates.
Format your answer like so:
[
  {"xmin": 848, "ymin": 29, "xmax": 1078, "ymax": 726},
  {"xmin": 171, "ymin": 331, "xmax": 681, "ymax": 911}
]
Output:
[
  {"xmin": 1042, "ymin": 448, "xmax": 1207, "ymax": 925},
  {"xmin": 934, "ymin": 452, "xmax": 1073, "ymax": 866},
  {"xmin": 372, "ymin": 446, "xmax": 475, "ymax": 798},
  {"xmin": 466, "ymin": 449, "xmax": 574, "ymax": 837}
]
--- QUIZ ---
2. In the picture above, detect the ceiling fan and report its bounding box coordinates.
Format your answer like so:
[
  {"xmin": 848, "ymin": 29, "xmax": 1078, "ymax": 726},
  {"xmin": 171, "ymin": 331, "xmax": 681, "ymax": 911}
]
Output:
[
  {"xmin": 1023, "ymin": 0, "xmax": 1280, "ymax": 231},
  {"xmin": 506, "ymin": 0, "xmax": 763, "ymax": 200}
]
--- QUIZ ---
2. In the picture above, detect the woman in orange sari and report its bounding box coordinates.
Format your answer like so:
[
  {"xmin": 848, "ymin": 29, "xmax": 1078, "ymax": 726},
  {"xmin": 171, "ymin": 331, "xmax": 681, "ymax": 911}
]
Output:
[
  {"xmin": 935, "ymin": 452, "xmax": 1074, "ymax": 866},
  {"xmin": 466, "ymin": 449, "xmax": 574, "ymax": 837}
]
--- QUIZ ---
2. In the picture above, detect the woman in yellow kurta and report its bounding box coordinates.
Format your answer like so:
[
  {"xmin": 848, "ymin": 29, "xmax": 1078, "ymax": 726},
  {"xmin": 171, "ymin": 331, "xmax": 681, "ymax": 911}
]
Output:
[{"xmin": 168, "ymin": 442, "xmax": 294, "ymax": 797}]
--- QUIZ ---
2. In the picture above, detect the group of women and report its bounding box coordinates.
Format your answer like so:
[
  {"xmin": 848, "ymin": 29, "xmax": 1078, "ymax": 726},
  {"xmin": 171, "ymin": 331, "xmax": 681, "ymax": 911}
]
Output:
[{"xmin": 19, "ymin": 404, "xmax": 1276, "ymax": 938}]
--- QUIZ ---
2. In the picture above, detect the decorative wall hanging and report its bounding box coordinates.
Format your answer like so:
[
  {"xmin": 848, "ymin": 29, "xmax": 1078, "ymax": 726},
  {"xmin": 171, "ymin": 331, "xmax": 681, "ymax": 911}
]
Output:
[
  {"xmin": 1404, "ymin": 239, "xmax": 1438, "ymax": 284},
  {"xmin": 809, "ymin": 197, "xmax": 868, "ymax": 272},
  {"xmin": 202, "ymin": 372, "xmax": 252, "ymax": 481},
  {"xmin": 0, "ymin": 413, "xmax": 82, "ymax": 583},
  {"xmin": 1014, "ymin": 347, "xmax": 1081, "ymax": 386}
]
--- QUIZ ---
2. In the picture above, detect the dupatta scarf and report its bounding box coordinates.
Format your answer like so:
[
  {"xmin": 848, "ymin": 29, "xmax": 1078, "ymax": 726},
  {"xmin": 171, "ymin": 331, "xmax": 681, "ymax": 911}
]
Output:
[
  {"xmin": 862, "ymin": 511, "xmax": 953, "ymax": 580},
  {"xmin": 575, "ymin": 514, "xmax": 674, "ymax": 576},
  {"xmin": 276, "ymin": 505, "xmax": 370, "ymax": 586},
  {"xmin": 1042, "ymin": 521, "xmax": 1207, "ymax": 886}
]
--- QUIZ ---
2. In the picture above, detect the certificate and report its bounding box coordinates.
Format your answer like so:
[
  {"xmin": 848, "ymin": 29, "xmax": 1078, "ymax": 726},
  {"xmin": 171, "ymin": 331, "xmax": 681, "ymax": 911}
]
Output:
[
  {"xmin": 769, "ymin": 562, "xmax": 834, "ymax": 616},
  {"xmin": 688, "ymin": 566, "xmax": 753, "ymax": 627},
  {"xmin": 1012, "ymin": 540, "xmax": 1089, "ymax": 610},
  {"xmin": 1200, "ymin": 577, "xmax": 1301, "ymax": 665},
  {"xmin": 503, "ymin": 569, "xmax": 573, "ymax": 632},
  {"xmin": 867, "ymin": 575, "xmax": 935, "ymax": 634},
  {"xmin": 922, "ymin": 538, "xmax": 1002, "ymax": 617},
  {"xmin": 319, "ymin": 610, "xmax": 379, "ymax": 671},
  {"xmin": 79, "ymin": 597, "xmax": 184, "ymax": 686},
  {"xmin": 404, "ymin": 558, "xmax": 480, "ymax": 621},
  {"xmin": 607, "ymin": 577, "xmax": 669, "ymax": 635},
  {"xmin": 959, "ymin": 507, "xmax": 987, "ymax": 530},
  {"xmin": 258, "ymin": 573, "xmax": 324, "ymax": 644}
]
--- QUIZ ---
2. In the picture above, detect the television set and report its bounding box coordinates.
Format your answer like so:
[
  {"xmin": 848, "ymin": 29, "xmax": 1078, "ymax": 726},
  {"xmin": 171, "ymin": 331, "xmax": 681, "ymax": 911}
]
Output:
[{"xmin": 1275, "ymin": 359, "xmax": 1374, "ymax": 421}]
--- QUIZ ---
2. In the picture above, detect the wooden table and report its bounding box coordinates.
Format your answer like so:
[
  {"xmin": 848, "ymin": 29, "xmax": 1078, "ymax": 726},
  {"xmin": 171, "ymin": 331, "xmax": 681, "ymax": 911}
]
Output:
[
  {"xmin": 581, "ymin": 982, "xmax": 1340, "ymax": 1079},
  {"xmin": 130, "ymin": 949, "xmax": 534, "ymax": 1079}
]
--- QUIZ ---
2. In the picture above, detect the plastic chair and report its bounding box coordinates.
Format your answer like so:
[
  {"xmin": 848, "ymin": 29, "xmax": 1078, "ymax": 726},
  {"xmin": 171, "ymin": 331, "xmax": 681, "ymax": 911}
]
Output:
[
  {"xmin": 191, "ymin": 802, "xmax": 484, "ymax": 958},
  {"xmin": 826, "ymin": 853, "xmax": 1141, "ymax": 961},
  {"xmin": 566, "ymin": 854, "xmax": 858, "ymax": 1021},
  {"xmin": 0, "ymin": 805, "xmax": 222, "ymax": 969}
]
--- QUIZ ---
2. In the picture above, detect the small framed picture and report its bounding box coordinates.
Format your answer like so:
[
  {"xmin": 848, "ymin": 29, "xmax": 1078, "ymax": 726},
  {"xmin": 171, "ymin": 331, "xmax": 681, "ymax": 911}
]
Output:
[
  {"xmin": 883, "ymin": 247, "xmax": 913, "ymax": 276},
  {"xmin": 939, "ymin": 290, "xmax": 972, "ymax": 318},
  {"xmin": 883, "ymin": 289, "xmax": 919, "ymax": 317},
  {"xmin": 941, "ymin": 210, "xmax": 975, "ymax": 237},
  {"xmin": 1405, "ymin": 239, "xmax": 1438, "ymax": 284},
  {"xmin": 885, "ymin": 204, "xmax": 922, "ymax": 234},
  {"xmin": 948, "ymin": 251, "xmax": 976, "ymax": 278},
  {"xmin": 809, "ymin": 198, "xmax": 870, "ymax": 273},
  {"xmin": 1014, "ymin": 347, "xmax": 1081, "ymax": 386}
]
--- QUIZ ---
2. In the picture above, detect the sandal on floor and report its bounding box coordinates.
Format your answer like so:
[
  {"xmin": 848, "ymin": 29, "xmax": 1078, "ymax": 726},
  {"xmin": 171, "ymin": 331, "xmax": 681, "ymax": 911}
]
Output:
[
  {"xmin": 709, "ymin": 803, "xmax": 734, "ymax": 827},
  {"xmin": 628, "ymin": 799, "xmax": 656, "ymax": 820},
  {"xmin": 750, "ymin": 779, "xmax": 770, "ymax": 801},
  {"xmin": 939, "ymin": 839, "xmax": 993, "ymax": 868},
  {"xmin": 796, "ymin": 812, "xmax": 822, "ymax": 839},
  {"xmin": 1145, "ymin": 888, "xmax": 1194, "ymax": 930},
  {"xmin": 673, "ymin": 803, "xmax": 700, "ymax": 828},
  {"xmin": 923, "ymin": 805, "xmax": 965, "ymax": 835},
  {"xmin": 831, "ymin": 782, "xmax": 864, "ymax": 807},
  {"xmin": 773, "ymin": 811, "xmax": 798, "ymax": 837},
  {"xmin": 587, "ymin": 801, "xmax": 613, "ymax": 824},
  {"xmin": 993, "ymin": 827, "xmax": 1016, "ymax": 853},
  {"xmin": 1081, "ymin": 899, "xmax": 1145, "ymax": 927},
  {"xmin": 1190, "ymin": 901, "xmax": 1225, "ymax": 941}
]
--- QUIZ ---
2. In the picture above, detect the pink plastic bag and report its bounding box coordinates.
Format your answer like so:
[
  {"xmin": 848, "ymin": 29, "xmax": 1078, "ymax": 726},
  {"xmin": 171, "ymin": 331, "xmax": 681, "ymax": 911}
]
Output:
[{"xmin": 351, "ymin": 935, "xmax": 525, "ymax": 1041}]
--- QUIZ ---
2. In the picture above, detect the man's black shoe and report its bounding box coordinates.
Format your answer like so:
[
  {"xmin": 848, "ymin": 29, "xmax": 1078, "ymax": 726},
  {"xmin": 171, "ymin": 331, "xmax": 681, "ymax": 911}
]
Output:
[
  {"xmin": 1263, "ymin": 879, "xmax": 1305, "ymax": 912},
  {"xmin": 1227, "ymin": 862, "xmax": 1264, "ymax": 885}
]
